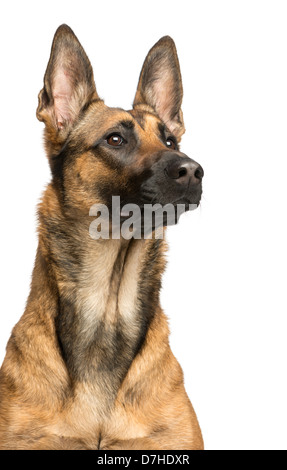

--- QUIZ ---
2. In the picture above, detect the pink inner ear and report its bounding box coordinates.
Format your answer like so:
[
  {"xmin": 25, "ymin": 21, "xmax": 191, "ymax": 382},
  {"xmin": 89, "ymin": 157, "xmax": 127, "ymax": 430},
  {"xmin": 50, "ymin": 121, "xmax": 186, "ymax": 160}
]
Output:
[
  {"xmin": 53, "ymin": 69, "xmax": 73, "ymax": 128},
  {"xmin": 152, "ymin": 68, "xmax": 176, "ymax": 132}
]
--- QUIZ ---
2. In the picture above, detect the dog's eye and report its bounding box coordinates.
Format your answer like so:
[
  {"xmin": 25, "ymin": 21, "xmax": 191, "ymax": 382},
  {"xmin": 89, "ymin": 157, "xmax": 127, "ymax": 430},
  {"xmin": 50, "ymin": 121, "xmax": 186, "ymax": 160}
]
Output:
[
  {"xmin": 166, "ymin": 138, "xmax": 177, "ymax": 150},
  {"xmin": 106, "ymin": 134, "xmax": 125, "ymax": 147}
]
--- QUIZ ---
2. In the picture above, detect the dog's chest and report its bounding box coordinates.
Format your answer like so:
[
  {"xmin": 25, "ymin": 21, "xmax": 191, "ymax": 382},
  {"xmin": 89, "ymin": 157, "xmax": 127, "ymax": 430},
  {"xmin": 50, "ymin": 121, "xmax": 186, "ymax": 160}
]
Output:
[
  {"xmin": 76, "ymin": 239, "xmax": 144, "ymax": 328},
  {"xmin": 56, "ymin": 239, "xmax": 146, "ymax": 388}
]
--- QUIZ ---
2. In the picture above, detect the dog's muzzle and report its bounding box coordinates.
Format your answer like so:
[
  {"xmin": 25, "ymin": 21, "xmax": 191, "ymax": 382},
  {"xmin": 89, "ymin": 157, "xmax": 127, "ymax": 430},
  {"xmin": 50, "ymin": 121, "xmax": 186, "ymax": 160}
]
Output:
[{"xmin": 140, "ymin": 151, "xmax": 204, "ymax": 209}]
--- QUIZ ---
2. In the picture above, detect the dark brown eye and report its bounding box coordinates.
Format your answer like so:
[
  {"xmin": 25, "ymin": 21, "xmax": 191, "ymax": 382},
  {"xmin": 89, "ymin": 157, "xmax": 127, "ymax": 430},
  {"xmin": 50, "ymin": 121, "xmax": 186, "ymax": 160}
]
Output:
[
  {"xmin": 107, "ymin": 134, "xmax": 125, "ymax": 147},
  {"xmin": 166, "ymin": 138, "xmax": 177, "ymax": 150}
]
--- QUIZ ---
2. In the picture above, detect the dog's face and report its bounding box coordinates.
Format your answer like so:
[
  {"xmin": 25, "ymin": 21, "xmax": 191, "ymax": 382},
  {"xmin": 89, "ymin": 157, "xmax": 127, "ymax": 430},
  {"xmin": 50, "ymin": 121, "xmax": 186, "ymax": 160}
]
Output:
[{"xmin": 37, "ymin": 25, "xmax": 203, "ymax": 225}]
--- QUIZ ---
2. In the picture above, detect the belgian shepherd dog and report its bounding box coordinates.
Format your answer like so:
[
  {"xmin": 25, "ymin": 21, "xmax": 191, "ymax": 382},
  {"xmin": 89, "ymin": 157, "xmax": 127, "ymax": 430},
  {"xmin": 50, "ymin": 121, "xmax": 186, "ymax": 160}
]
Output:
[{"xmin": 0, "ymin": 25, "xmax": 204, "ymax": 450}]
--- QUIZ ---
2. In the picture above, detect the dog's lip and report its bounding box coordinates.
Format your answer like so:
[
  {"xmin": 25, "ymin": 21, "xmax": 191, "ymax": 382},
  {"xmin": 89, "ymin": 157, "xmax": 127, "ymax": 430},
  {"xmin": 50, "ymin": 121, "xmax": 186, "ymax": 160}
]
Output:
[{"xmin": 120, "ymin": 197, "xmax": 201, "ymax": 219}]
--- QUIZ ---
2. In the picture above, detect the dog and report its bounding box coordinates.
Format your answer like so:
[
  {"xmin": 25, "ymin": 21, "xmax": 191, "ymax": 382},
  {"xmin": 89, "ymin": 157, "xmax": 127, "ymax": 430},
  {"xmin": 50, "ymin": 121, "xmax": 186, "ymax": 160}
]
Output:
[{"xmin": 0, "ymin": 25, "xmax": 204, "ymax": 450}]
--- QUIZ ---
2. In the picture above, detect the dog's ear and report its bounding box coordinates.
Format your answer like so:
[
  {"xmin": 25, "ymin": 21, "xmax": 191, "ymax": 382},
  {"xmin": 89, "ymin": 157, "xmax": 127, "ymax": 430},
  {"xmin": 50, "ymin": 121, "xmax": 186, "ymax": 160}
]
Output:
[
  {"xmin": 37, "ymin": 25, "xmax": 99, "ymax": 143},
  {"xmin": 133, "ymin": 36, "xmax": 185, "ymax": 139}
]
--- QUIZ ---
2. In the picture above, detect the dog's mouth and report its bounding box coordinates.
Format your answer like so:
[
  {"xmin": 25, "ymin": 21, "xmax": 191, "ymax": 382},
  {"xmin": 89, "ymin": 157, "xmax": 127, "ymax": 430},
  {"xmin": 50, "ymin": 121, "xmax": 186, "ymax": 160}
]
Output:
[
  {"xmin": 89, "ymin": 191, "xmax": 202, "ymax": 241},
  {"xmin": 119, "ymin": 193, "xmax": 202, "ymax": 231},
  {"xmin": 120, "ymin": 198, "xmax": 200, "ymax": 218}
]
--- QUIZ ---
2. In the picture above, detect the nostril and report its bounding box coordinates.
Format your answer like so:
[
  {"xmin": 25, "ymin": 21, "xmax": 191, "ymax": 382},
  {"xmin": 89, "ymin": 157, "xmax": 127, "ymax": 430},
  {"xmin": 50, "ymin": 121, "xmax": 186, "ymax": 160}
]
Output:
[
  {"xmin": 194, "ymin": 166, "xmax": 204, "ymax": 181},
  {"xmin": 178, "ymin": 167, "xmax": 187, "ymax": 178},
  {"xmin": 165, "ymin": 160, "xmax": 188, "ymax": 180}
]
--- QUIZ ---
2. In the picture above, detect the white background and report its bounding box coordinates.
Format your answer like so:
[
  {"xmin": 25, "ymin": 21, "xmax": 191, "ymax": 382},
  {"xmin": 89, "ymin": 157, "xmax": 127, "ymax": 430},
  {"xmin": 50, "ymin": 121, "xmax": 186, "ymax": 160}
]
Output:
[{"xmin": 0, "ymin": 0, "xmax": 287, "ymax": 450}]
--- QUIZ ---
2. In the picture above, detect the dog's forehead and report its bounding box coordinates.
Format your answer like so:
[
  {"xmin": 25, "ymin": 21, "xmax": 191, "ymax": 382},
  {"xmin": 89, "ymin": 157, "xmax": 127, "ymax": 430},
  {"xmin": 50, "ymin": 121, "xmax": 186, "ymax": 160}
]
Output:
[
  {"xmin": 75, "ymin": 101, "xmax": 163, "ymax": 145},
  {"xmin": 129, "ymin": 106, "xmax": 163, "ymax": 133}
]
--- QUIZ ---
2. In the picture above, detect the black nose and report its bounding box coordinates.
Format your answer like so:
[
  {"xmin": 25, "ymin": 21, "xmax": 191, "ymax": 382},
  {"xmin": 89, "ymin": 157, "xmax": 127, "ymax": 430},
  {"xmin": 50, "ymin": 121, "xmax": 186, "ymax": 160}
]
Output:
[{"xmin": 165, "ymin": 157, "xmax": 204, "ymax": 186}]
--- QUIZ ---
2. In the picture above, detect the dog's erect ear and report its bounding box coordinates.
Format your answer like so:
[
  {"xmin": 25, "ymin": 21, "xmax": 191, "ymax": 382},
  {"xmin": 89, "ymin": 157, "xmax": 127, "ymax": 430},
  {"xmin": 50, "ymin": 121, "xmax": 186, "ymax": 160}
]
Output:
[
  {"xmin": 133, "ymin": 36, "xmax": 185, "ymax": 139},
  {"xmin": 37, "ymin": 25, "xmax": 99, "ymax": 135}
]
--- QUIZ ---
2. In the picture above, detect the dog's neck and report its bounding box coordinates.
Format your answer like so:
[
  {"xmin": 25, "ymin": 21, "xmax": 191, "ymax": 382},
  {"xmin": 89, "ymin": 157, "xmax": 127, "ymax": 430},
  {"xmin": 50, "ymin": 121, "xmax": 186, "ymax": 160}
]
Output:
[{"xmin": 36, "ymin": 184, "xmax": 165, "ymax": 396}]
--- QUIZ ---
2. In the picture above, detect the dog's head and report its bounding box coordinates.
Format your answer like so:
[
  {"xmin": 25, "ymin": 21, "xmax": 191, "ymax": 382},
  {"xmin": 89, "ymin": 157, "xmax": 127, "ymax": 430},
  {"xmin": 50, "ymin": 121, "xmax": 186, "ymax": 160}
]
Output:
[{"xmin": 37, "ymin": 25, "xmax": 203, "ymax": 229}]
